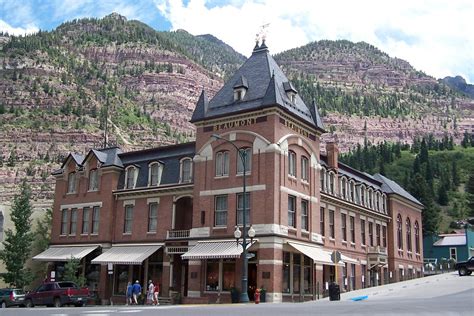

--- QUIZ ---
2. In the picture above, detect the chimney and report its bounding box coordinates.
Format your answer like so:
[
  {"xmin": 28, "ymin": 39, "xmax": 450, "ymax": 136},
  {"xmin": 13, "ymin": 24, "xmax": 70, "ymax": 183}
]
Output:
[{"xmin": 326, "ymin": 142, "xmax": 339, "ymax": 170}]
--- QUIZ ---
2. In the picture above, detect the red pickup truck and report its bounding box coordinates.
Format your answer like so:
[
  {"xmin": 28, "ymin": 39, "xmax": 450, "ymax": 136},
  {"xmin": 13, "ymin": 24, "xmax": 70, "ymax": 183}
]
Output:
[{"xmin": 24, "ymin": 281, "xmax": 89, "ymax": 307}]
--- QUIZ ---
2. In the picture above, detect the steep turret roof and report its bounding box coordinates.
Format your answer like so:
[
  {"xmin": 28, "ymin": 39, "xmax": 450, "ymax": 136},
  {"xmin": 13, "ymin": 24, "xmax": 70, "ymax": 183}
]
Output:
[{"xmin": 191, "ymin": 41, "xmax": 324, "ymax": 132}]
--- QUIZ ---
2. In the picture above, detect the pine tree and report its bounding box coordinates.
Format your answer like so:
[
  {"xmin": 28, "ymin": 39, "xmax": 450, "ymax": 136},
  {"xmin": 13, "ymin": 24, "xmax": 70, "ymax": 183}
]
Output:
[
  {"xmin": 409, "ymin": 173, "xmax": 440, "ymax": 235},
  {"xmin": 0, "ymin": 180, "xmax": 35, "ymax": 287},
  {"xmin": 451, "ymin": 160, "xmax": 460, "ymax": 187},
  {"xmin": 466, "ymin": 172, "xmax": 474, "ymax": 217},
  {"xmin": 63, "ymin": 257, "xmax": 86, "ymax": 287}
]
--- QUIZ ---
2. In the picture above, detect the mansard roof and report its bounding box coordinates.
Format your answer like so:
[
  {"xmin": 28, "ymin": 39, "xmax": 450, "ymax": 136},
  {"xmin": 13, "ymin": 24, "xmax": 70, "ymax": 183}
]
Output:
[
  {"xmin": 191, "ymin": 41, "xmax": 324, "ymax": 132},
  {"xmin": 373, "ymin": 173, "xmax": 423, "ymax": 207}
]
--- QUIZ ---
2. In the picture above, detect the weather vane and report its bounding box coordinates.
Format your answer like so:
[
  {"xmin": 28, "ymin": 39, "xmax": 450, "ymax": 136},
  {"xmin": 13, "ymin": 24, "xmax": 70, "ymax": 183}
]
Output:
[{"xmin": 255, "ymin": 23, "xmax": 270, "ymax": 44}]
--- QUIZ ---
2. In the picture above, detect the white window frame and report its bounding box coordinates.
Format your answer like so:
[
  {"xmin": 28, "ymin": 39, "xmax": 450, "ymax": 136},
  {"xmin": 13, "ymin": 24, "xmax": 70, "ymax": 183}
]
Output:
[
  {"xmin": 237, "ymin": 147, "xmax": 252, "ymax": 175},
  {"xmin": 214, "ymin": 195, "xmax": 228, "ymax": 227},
  {"xmin": 180, "ymin": 157, "xmax": 193, "ymax": 183},
  {"xmin": 288, "ymin": 195, "xmax": 296, "ymax": 228},
  {"xmin": 82, "ymin": 207, "xmax": 90, "ymax": 234},
  {"xmin": 288, "ymin": 151, "xmax": 297, "ymax": 177},
  {"xmin": 301, "ymin": 156, "xmax": 309, "ymax": 182},
  {"xmin": 125, "ymin": 166, "xmax": 138, "ymax": 189},
  {"xmin": 215, "ymin": 151, "xmax": 229, "ymax": 177},
  {"xmin": 328, "ymin": 172, "xmax": 335, "ymax": 194},
  {"xmin": 91, "ymin": 206, "xmax": 100, "ymax": 234},
  {"xmin": 67, "ymin": 172, "xmax": 77, "ymax": 193},
  {"xmin": 148, "ymin": 202, "xmax": 158, "ymax": 233},
  {"xmin": 148, "ymin": 162, "xmax": 163, "ymax": 187},
  {"xmin": 301, "ymin": 199, "xmax": 309, "ymax": 231},
  {"xmin": 60, "ymin": 209, "xmax": 68, "ymax": 235},
  {"xmin": 69, "ymin": 208, "xmax": 78, "ymax": 236},
  {"xmin": 237, "ymin": 192, "xmax": 250, "ymax": 226},
  {"xmin": 124, "ymin": 205, "xmax": 133, "ymax": 234},
  {"xmin": 88, "ymin": 169, "xmax": 99, "ymax": 191}
]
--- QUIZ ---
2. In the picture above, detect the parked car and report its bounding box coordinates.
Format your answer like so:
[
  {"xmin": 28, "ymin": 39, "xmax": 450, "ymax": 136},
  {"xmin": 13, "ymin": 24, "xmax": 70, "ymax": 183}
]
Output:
[
  {"xmin": 454, "ymin": 256, "xmax": 474, "ymax": 276},
  {"xmin": 24, "ymin": 281, "xmax": 89, "ymax": 307},
  {"xmin": 0, "ymin": 288, "xmax": 26, "ymax": 308}
]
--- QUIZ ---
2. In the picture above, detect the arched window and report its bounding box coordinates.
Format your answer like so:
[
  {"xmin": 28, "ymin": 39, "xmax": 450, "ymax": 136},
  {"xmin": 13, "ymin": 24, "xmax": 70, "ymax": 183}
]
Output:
[
  {"xmin": 320, "ymin": 168, "xmax": 326, "ymax": 192},
  {"xmin": 406, "ymin": 218, "xmax": 412, "ymax": 252},
  {"xmin": 414, "ymin": 221, "xmax": 420, "ymax": 254},
  {"xmin": 88, "ymin": 168, "xmax": 99, "ymax": 191},
  {"xmin": 237, "ymin": 147, "xmax": 252, "ymax": 174},
  {"xmin": 328, "ymin": 172, "xmax": 335, "ymax": 194},
  {"xmin": 301, "ymin": 156, "xmax": 309, "ymax": 181},
  {"xmin": 375, "ymin": 192, "xmax": 380, "ymax": 211},
  {"xmin": 368, "ymin": 188, "xmax": 373, "ymax": 209},
  {"xmin": 288, "ymin": 151, "xmax": 296, "ymax": 177},
  {"xmin": 349, "ymin": 181, "xmax": 355, "ymax": 202},
  {"xmin": 360, "ymin": 185, "xmax": 366, "ymax": 206},
  {"xmin": 340, "ymin": 177, "xmax": 347, "ymax": 199},
  {"xmin": 180, "ymin": 158, "xmax": 193, "ymax": 183},
  {"xmin": 67, "ymin": 172, "xmax": 77, "ymax": 193},
  {"xmin": 215, "ymin": 151, "xmax": 229, "ymax": 177},
  {"xmin": 125, "ymin": 166, "xmax": 137, "ymax": 189},
  {"xmin": 397, "ymin": 214, "xmax": 403, "ymax": 250},
  {"xmin": 382, "ymin": 194, "xmax": 387, "ymax": 213},
  {"xmin": 148, "ymin": 162, "xmax": 162, "ymax": 186}
]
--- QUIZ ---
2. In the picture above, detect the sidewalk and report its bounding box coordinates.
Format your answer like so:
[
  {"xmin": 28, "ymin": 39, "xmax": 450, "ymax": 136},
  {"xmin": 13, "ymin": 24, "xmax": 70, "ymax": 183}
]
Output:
[{"xmin": 319, "ymin": 271, "xmax": 464, "ymax": 302}]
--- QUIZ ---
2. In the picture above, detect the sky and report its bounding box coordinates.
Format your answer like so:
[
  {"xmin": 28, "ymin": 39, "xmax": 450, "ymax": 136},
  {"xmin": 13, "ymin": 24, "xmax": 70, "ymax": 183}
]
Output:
[{"xmin": 1, "ymin": 0, "xmax": 473, "ymax": 83}]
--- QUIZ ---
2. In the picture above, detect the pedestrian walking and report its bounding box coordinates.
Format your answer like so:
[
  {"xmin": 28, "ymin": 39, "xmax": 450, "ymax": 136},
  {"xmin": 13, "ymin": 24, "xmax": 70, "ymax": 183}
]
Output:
[
  {"xmin": 126, "ymin": 281, "xmax": 133, "ymax": 305},
  {"xmin": 132, "ymin": 280, "xmax": 141, "ymax": 305},
  {"xmin": 153, "ymin": 282, "xmax": 160, "ymax": 306},
  {"xmin": 147, "ymin": 280, "xmax": 154, "ymax": 305}
]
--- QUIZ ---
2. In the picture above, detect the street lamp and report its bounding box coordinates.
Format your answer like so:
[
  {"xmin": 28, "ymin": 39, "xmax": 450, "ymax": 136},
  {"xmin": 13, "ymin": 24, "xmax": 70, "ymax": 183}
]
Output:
[{"xmin": 212, "ymin": 133, "xmax": 253, "ymax": 303}]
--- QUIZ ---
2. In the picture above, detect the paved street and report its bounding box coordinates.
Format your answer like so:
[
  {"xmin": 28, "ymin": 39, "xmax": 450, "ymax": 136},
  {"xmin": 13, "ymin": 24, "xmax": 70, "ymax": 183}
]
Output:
[{"xmin": 2, "ymin": 272, "xmax": 473, "ymax": 316}]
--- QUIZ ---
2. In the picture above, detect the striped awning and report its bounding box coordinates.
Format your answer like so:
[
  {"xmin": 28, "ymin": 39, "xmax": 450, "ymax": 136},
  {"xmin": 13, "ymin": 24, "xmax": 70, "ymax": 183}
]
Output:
[
  {"xmin": 182, "ymin": 240, "xmax": 252, "ymax": 260},
  {"xmin": 288, "ymin": 242, "xmax": 359, "ymax": 266},
  {"xmin": 91, "ymin": 244, "xmax": 163, "ymax": 265},
  {"xmin": 33, "ymin": 245, "xmax": 99, "ymax": 261}
]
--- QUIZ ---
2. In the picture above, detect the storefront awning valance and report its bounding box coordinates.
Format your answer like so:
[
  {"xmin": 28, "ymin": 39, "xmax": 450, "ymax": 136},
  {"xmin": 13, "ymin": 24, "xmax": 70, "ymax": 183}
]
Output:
[
  {"xmin": 91, "ymin": 244, "xmax": 163, "ymax": 265},
  {"xmin": 288, "ymin": 242, "xmax": 359, "ymax": 266},
  {"xmin": 182, "ymin": 240, "xmax": 253, "ymax": 260},
  {"xmin": 33, "ymin": 245, "xmax": 99, "ymax": 262}
]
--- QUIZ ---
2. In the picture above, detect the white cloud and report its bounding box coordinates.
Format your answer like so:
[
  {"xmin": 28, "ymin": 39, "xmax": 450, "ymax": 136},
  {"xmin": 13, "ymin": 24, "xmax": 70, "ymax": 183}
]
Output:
[
  {"xmin": 0, "ymin": 20, "xmax": 38, "ymax": 36},
  {"xmin": 155, "ymin": 0, "xmax": 474, "ymax": 83}
]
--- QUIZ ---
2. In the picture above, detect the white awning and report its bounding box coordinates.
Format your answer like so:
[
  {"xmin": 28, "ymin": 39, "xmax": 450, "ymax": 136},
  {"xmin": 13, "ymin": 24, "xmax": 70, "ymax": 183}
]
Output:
[
  {"xmin": 288, "ymin": 242, "xmax": 359, "ymax": 266},
  {"xmin": 33, "ymin": 245, "xmax": 99, "ymax": 261},
  {"xmin": 182, "ymin": 240, "xmax": 252, "ymax": 260},
  {"xmin": 91, "ymin": 244, "xmax": 163, "ymax": 265}
]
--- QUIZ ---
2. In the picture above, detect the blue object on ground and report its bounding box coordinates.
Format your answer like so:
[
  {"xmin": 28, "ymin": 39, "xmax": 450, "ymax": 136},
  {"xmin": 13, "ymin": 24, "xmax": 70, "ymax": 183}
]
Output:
[{"xmin": 350, "ymin": 295, "xmax": 368, "ymax": 301}]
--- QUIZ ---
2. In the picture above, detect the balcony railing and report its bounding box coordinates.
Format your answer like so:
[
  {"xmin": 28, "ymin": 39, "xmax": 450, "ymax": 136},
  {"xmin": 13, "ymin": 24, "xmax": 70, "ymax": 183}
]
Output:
[
  {"xmin": 368, "ymin": 246, "xmax": 388, "ymax": 255},
  {"xmin": 166, "ymin": 246, "xmax": 189, "ymax": 254},
  {"xmin": 166, "ymin": 229, "xmax": 190, "ymax": 239}
]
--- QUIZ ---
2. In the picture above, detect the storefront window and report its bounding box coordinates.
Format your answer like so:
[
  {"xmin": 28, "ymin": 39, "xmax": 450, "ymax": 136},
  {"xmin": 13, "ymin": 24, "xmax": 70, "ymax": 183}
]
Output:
[
  {"xmin": 206, "ymin": 260, "xmax": 219, "ymax": 291},
  {"xmin": 222, "ymin": 260, "xmax": 235, "ymax": 291},
  {"xmin": 293, "ymin": 254, "xmax": 301, "ymax": 294},
  {"xmin": 282, "ymin": 252, "xmax": 290, "ymax": 293},
  {"xmin": 85, "ymin": 264, "xmax": 100, "ymax": 291},
  {"xmin": 114, "ymin": 265, "xmax": 129, "ymax": 295},
  {"xmin": 303, "ymin": 256, "xmax": 311, "ymax": 294}
]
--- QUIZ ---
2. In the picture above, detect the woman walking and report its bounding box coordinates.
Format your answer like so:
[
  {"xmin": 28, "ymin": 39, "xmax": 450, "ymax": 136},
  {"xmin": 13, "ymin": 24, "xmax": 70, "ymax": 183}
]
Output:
[
  {"xmin": 153, "ymin": 282, "xmax": 160, "ymax": 306},
  {"xmin": 147, "ymin": 280, "xmax": 154, "ymax": 305}
]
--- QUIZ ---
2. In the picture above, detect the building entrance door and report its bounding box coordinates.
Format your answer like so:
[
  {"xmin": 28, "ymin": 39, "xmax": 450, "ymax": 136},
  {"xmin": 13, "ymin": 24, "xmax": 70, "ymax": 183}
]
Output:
[{"xmin": 248, "ymin": 263, "xmax": 257, "ymax": 301}]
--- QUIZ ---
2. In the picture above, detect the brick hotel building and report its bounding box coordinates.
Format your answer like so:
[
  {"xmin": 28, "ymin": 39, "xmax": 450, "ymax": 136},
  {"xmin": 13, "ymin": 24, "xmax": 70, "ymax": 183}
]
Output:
[{"xmin": 35, "ymin": 41, "xmax": 424, "ymax": 304}]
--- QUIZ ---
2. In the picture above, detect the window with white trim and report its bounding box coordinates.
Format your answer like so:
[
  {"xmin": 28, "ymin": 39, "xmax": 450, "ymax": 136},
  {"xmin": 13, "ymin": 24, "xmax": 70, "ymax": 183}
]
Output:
[
  {"xmin": 328, "ymin": 172, "xmax": 335, "ymax": 194},
  {"xmin": 341, "ymin": 213, "xmax": 347, "ymax": 241},
  {"xmin": 91, "ymin": 206, "xmax": 100, "ymax": 234},
  {"xmin": 288, "ymin": 151, "xmax": 296, "ymax": 177},
  {"xmin": 237, "ymin": 192, "xmax": 250, "ymax": 226},
  {"xmin": 406, "ymin": 218, "xmax": 412, "ymax": 252},
  {"xmin": 397, "ymin": 214, "xmax": 403, "ymax": 250},
  {"xmin": 414, "ymin": 221, "xmax": 420, "ymax": 253},
  {"xmin": 341, "ymin": 177, "xmax": 347, "ymax": 199},
  {"xmin": 149, "ymin": 162, "xmax": 162, "ymax": 186},
  {"xmin": 148, "ymin": 203, "xmax": 158, "ymax": 233},
  {"xmin": 320, "ymin": 169, "xmax": 327, "ymax": 192},
  {"xmin": 288, "ymin": 195, "xmax": 296, "ymax": 228},
  {"xmin": 69, "ymin": 208, "xmax": 77, "ymax": 235},
  {"xmin": 350, "ymin": 216, "xmax": 355, "ymax": 243},
  {"xmin": 301, "ymin": 156, "xmax": 309, "ymax": 181},
  {"xmin": 180, "ymin": 158, "xmax": 193, "ymax": 183},
  {"xmin": 361, "ymin": 219, "xmax": 366, "ymax": 245},
  {"xmin": 301, "ymin": 199, "xmax": 309, "ymax": 231},
  {"xmin": 124, "ymin": 205, "xmax": 133, "ymax": 234},
  {"xmin": 60, "ymin": 209, "xmax": 68, "ymax": 235},
  {"xmin": 214, "ymin": 195, "xmax": 228, "ymax": 227},
  {"xmin": 329, "ymin": 210, "xmax": 335, "ymax": 238},
  {"xmin": 82, "ymin": 207, "xmax": 90, "ymax": 234},
  {"xmin": 237, "ymin": 147, "xmax": 252, "ymax": 174},
  {"xmin": 349, "ymin": 181, "xmax": 355, "ymax": 202},
  {"xmin": 125, "ymin": 166, "xmax": 137, "ymax": 189},
  {"xmin": 89, "ymin": 169, "xmax": 99, "ymax": 191},
  {"xmin": 67, "ymin": 172, "xmax": 77, "ymax": 193},
  {"xmin": 215, "ymin": 151, "xmax": 229, "ymax": 177}
]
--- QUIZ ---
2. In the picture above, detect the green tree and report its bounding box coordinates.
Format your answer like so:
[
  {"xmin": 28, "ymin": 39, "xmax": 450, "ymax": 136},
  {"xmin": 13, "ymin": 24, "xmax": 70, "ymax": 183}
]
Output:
[
  {"xmin": 451, "ymin": 160, "xmax": 460, "ymax": 187},
  {"xmin": 7, "ymin": 149, "xmax": 17, "ymax": 167},
  {"xmin": 31, "ymin": 209, "xmax": 52, "ymax": 280},
  {"xmin": 0, "ymin": 180, "xmax": 35, "ymax": 287},
  {"xmin": 466, "ymin": 172, "xmax": 474, "ymax": 217},
  {"xmin": 63, "ymin": 257, "xmax": 86, "ymax": 287}
]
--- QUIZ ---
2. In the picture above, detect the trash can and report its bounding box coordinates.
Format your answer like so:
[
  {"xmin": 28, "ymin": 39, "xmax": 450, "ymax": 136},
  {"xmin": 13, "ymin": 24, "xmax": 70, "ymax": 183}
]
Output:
[{"xmin": 329, "ymin": 283, "xmax": 340, "ymax": 301}]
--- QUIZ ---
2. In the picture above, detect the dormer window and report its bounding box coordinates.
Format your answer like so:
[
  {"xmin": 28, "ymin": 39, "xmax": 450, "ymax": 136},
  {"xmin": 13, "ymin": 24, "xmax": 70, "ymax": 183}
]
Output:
[
  {"xmin": 180, "ymin": 158, "xmax": 193, "ymax": 183},
  {"xmin": 283, "ymin": 81, "xmax": 298, "ymax": 104},
  {"xmin": 148, "ymin": 162, "xmax": 163, "ymax": 186},
  {"xmin": 233, "ymin": 75, "xmax": 248, "ymax": 102},
  {"xmin": 125, "ymin": 166, "xmax": 138, "ymax": 189}
]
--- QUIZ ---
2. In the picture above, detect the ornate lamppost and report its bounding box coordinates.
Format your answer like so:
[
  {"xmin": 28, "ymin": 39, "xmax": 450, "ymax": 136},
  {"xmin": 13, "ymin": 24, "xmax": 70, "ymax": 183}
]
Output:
[{"xmin": 212, "ymin": 134, "xmax": 255, "ymax": 302}]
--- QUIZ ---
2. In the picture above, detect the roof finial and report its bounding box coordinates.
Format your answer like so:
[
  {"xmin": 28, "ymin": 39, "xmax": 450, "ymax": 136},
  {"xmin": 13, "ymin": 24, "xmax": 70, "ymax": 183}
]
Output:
[{"xmin": 253, "ymin": 23, "xmax": 269, "ymax": 51}]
